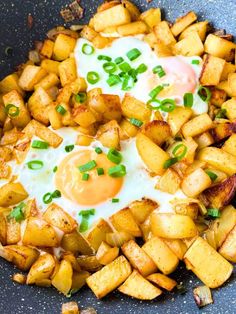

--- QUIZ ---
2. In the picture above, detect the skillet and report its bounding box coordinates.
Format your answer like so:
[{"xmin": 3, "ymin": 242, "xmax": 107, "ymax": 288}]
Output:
[{"xmin": 0, "ymin": 0, "xmax": 236, "ymax": 313}]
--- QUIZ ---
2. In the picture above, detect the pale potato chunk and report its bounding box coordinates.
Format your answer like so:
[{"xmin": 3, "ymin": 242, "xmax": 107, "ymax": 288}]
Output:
[
  {"xmin": 200, "ymin": 54, "xmax": 225, "ymax": 86},
  {"xmin": 0, "ymin": 182, "xmax": 28, "ymax": 207},
  {"xmin": 173, "ymin": 32, "xmax": 204, "ymax": 56},
  {"xmin": 181, "ymin": 168, "xmax": 212, "ymax": 197},
  {"xmin": 219, "ymin": 225, "xmax": 236, "ymax": 262},
  {"xmin": 171, "ymin": 11, "xmax": 197, "ymax": 37},
  {"xmin": 182, "ymin": 113, "xmax": 213, "ymax": 138},
  {"xmin": 19, "ymin": 65, "xmax": 47, "ymax": 91}
]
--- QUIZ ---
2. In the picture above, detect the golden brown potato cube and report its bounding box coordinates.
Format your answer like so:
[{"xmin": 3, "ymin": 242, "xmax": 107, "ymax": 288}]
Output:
[
  {"xmin": 142, "ymin": 120, "xmax": 171, "ymax": 146},
  {"xmin": 118, "ymin": 270, "xmax": 162, "ymax": 300},
  {"xmin": 34, "ymin": 73, "xmax": 59, "ymax": 90},
  {"xmin": 223, "ymin": 134, "xmax": 236, "ymax": 156},
  {"xmin": 129, "ymin": 198, "xmax": 157, "ymax": 224},
  {"xmin": 96, "ymin": 241, "xmax": 119, "ymax": 265},
  {"xmin": 19, "ymin": 65, "xmax": 47, "ymax": 91},
  {"xmin": 96, "ymin": 120, "xmax": 120, "ymax": 149},
  {"xmin": 122, "ymin": 240, "xmax": 157, "ymax": 277},
  {"xmin": 4, "ymin": 245, "xmax": 39, "ymax": 271},
  {"xmin": 167, "ymin": 107, "xmax": 192, "ymax": 136},
  {"xmin": 220, "ymin": 62, "xmax": 235, "ymax": 81},
  {"xmin": 179, "ymin": 21, "xmax": 208, "ymax": 41},
  {"xmin": 228, "ymin": 73, "xmax": 236, "ymax": 96},
  {"xmin": 62, "ymin": 229, "xmax": 94, "ymax": 255},
  {"xmin": 164, "ymin": 239, "xmax": 188, "ymax": 260},
  {"xmin": 80, "ymin": 25, "xmax": 98, "ymax": 41},
  {"xmin": 53, "ymin": 34, "xmax": 76, "ymax": 61},
  {"xmin": 27, "ymin": 253, "xmax": 55, "ymax": 284},
  {"xmin": 100, "ymin": 94, "xmax": 122, "ymax": 122},
  {"xmin": 41, "ymin": 59, "xmax": 60, "ymax": 75},
  {"xmin": 97, "ymin": 1, "xmax": 122, "ymax": 12},
  {"xmin": 3, "ymin": 90, "xmax": 31, "ymax": 128},
  {"xmin": 52, "ymin": 259, "xmax": 73, "ymax": 295},
  {"xmin": 93, "ymin": 4, "xmax": 131, "ymax": 32},
  {"xmin": 121, "ymin": 95, "xmax": 151, "ymax": 122},
  {"xmin": 0, "ymin": 73, "xmax": 24, "ymax": 95},
  {"xmin": 61, "ymin": 302, "xmax": 79, "ymax": 314},
  {"xmin": 71, "ymin": 270, "xmax": 90, "ymax": 292},
  {"xmin": 156, "ymin": 168, "xmax": 181, "ymax": 194},
  {"xmin": 154, "ymin": 43, "xmax": 173, "ymax": 57},
  {"xmin": 12, "ymin": 273, "xmax": 26, "ymax": 285},
  {"xmin": 211, "ymin": 121, "xmax": 236, "ymax": 143},
  {"xmin": 204, "ymin": 34, "xmax": 236, "ymax": 61},
  {"xmin": 210, "ymin": 87, "xmax": 227, "ymax": 107},
  {"xmin": 0, "ymin": 182, "xmax": 28, "ymax": 207},
  {"xmin": 140, "ymin": 8, "xmax": 161, "ymax": 29},
  {"xmin": 194, "ymin": 132, "xmax": 214, "ymax": 149},
  {"xmin": 40, "ymin": 39, "xmax": 54, "ymax": 59},
  {"xmin": 106, "ymin": 231, "xmax": 134, "ymax": 247},
  {"xmin": 117, "ymin": 21, "xmax": 148, "ymax": 36},
  {"xmin": 147, "ymin": 273, "xmax": 177, "ymax": 291},
  {"xmin": 121, "ymin": 0, "xmax": 140, "ymax": 21},
  {"xmin": 77, "ymin": 255, "xmax": 102, "ymax": 272},
  {"xmin": 86, "ymin": 218, "xmax": 112, "ymax": 251},
  {"xmin": 43, "ymin": 203, "xmax": 77, "ymax": 233},
  {"xmin": 182, "ymin": 113, "xmax": 213, "ymax": 138},
  {"xmin": 181, "ymin": 168, "xmax": 212, "ymax": 197},
  {"xmin": 86, "ymin": 255, "xmax": 132, "ymax": 298},
  {"xmin": 0, "ymin": 213, "xmax": 7, "ymax": 245},
  {"xmin": 200, "ymin": 54, "xmax": 225, "ymax": 86},
  {"xmin": 59, "ymin": 58, "xmax": 77, "ymax": 87},
  {"xmin": 76, "ymin": 134, "xmax": 93, "ymax": 146},
  {"xmin": 219, "ymin": 225, "xmax": 236, "ymax": 262},
  {"xmin": 142, "ymin": 237, "xmax": 179, "ymax": 274},
  {"xmin": 110, "ymin": 208, "xmax": 142, "ymax": 237},
  {"xmin": 144, "ymin": 32, "xmax": 157, "ymax": 49},
  {"xmin": 0, "ymin": 127, "xmax": 21, "ymax": 145},
  {"xmin": 22, "ymin": 217, "xmax": 60, "ymax": 247},
  {"xmin": 0, "ymin": 160, "xmax": 10, "ymax": 179},
  {"xmin": 221, "ymin": 97, "xmax": 236, "ymax": 120},
  {"xmin": 73, "ymin": 105, "xmax": 96, "ymax": 128},
  {"xmin": 217, "ymin": 80, "xmax": 234, "ymax": 97},
  {"xmin": 6, "ymin": 219, "xmax": 21, "ymax": 245},
  {"xmin": 154, "ymin": 21, "xmax": 176, "ymax": 46},
  {"xmin": 24, "ymin": 198, "xmax": 38, "ymax": 218},
  {"xmin": 48, "ymin": 104, "xmax": 63, "ymax": 130},
  {"xmin": 120, "ymin": 119, "xmax": 138, "ymax": 138},
  {"xmin": 0, "ymin": 146, "xmax": 12, "ymax": 161},
  {"xmin": 174, "ymin": 31, "xmax": 204, "ymax": 56},
  {"xmin": 171, "ymin": 11, "xmax": 197, "ymax": 37},
  {"xmin": 184, "ymin": 237, "xmax": 233, "ymax": 288}
]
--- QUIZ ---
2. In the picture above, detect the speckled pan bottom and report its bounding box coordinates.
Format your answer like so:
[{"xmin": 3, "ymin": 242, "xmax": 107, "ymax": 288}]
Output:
[{"xmin": 0, "ymin": 1, "xmax": 236, "ymax": 313}]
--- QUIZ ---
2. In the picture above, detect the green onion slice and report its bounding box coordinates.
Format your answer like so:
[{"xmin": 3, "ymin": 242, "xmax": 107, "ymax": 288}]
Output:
[
  {"xmin": 103, "ymin": 62, "xmax": 117, "ymax": 74},
  {"xmin": 87, "ymin": 71, "xmax": 100, "ymax": 84},
  {"xmin": 107, "ymin": 74, "xmax": 121, "ymax": 87},
  {"xmin": 172, "ymin": 144, "xmax": 187, "ymax": 161},
  {"xmin": 108, "ymin": 164, "xmax": 126, "ymax": 177},
  {"xmin": 130, "ymin": 118, "xmax": 143, "ymax": 127},
  {"xmin": 8, "ymin": 202, "xmax": 25, "ymax": 222},
  {"xmin": 97, "ymin": 168, "xmax": 104, "ymax": 176},
  {"xmin": 163, "ymin": 157, "xmax": 179, "ymax": 169},
  {"xmin": 149, "ymin": 85, "xmax": 164, "ymax": 99},
  {"xmin": 122, "ymin": 75, "xmax": 135, "ymax": 91},
  {"xmin": 192, "ymin": 59, "xmax": 200, "ymax": 65},
  {"xmin": 75, "ymin": 92, "xmax": 87, "ymax": 103},
  {"xmin": 112, "ymin": 198, "xmax": 119, "ymax": 203},
  {"xmin": 183, "ymin": 93, "xmax": 193, "ymax": 108},
  {"xmin": 65, "ymin": 145, "xmax": 75, "ymax": 153},
  {"xmin": 95, "ymin": 147, "xmax": 102, "ymax": 154},
  {"xmin": 43, "ymin": 193, "xmax": 53, "ymax": 204},
  {"xmin": 82, "ymin": 43, "xmax": 95, "ymax": 55},
  {"xmin": 53, "ymin": 166, "xmax": 58, "ymax": 173},
  {"xmin": 136, "ymin": 63, "xmax": 147, "ymax": 74},
  {"xmin": 32, "ymin": 140, "xmax": 49, "ymax": 149},
  {"xmin": 56, "ymin": 104, "xmax": 67, "ymax": 115},
  {"xmin": 98, "ymin": 55, "xmax": 112, "ymax": 62},
  {"xmin": 160, "ymin": 99, "xmax": 176, "ymax": 112},
  {"xmin": 207, "ymin": 208, "xmax": 221, "ymax": 219},
  {"xmin": 5, "ymin": 104, "xmax": 20, "ymax": 117},
  {"xmin": 119, "ymin": 62, "xmax": 131, "ymax": 73},
  {"xmin": 198, "ymin": 86, "xmax": 211, "ymax": 102},
  {"xmin": 115, "ymin": 57, "xmax": 124, "ymax": 64},
  {"xmin": 82, "ymin": 173, "xmax": 89, "ymax": 181},
  {"xmin": 215, "ymin": 108, "xmax": 227, "ymax": 119},
  {"xmin": 206, "ymin": 170, "xmax": 218, "ymax": 181},
  {"xmin": 79, "ymin": 217, "xmax": 89, "ymax": 232},
  {"xmin": 127, "ymin": 48, "xmax": 141, "ymax": 61},
  {"xmin": 79, "ymin": 209, "xmax": 95, "ymax": 216},
  {"xmin": 147, "ymin": 99, "xmax": 162, "ymax": 110},
  {"xmin": 153, "ymin": 65, "xmax": 166, "ymax": 78},
  {"xmin": 51, "ymin": 190, "xmax": 61, "ymax": 199},
  {"xmin": 79, "ymin": 160, "xmax": 97, "ymax": 173},
  {"xmin": 107, "ymin": 148, "xmax": 122, "ymax": 164},
  {"xmin": 27, "ymin": 160, "xmax": 44, "ymax": 170}
]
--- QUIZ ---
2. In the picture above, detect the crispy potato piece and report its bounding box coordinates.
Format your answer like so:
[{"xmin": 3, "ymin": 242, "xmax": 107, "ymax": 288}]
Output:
[
  {"xmin": 163, "ymin": 239, "xmax": 188, "ymax": 260},
  {"xmin": 0, "ymin": 73, "xmax": 24, "ymax": 95},
  {"xmin": 222, "ymin": 134, "xmax": 236, "ymax": 156},
  {"xmin": 40, "ymin": 39, "xmax": 54, "ymax": 59},
  {"xmin": 122, "ymin": 240, "xmax": 157, "ymax": 276},
  {"xmin": 173, "ymin": 32, "xmax": 204, "ymax": 56},
  {"xmin": 182, "ymin": 113, "xmax": 213, "ymax": 138},
  {"xmin": 48, "ymin": 104, "xmax": 63, "ymax": 130},
  {"xmin": 118, "ymin": 270, "xmax": 162, "ymax": 300},
  {"xmin": 117, "ymin": 21, "xmax": 148, "ymax": 36},
  {"xmin": 120, "ymin": 119, "xmax": 138, "ymax": 138},
  {"xmin": 154, "ymin": 42, "xmax": 173, "ymax": 57},
  {"xmin": 222, "ymin": 98, "xmax": 236, "ymax": 120},
  {"xmin": 53, "ymin": 34, "xmax": 76, "ymax": 61},
  {"xmin": 76, "ymin": 134, "xmax": 93, "ymax": 146},
  {"xmin": 12, "ymin": 273, "xmax": 26, "ymax": 285},
  {"xmin": 96, "ymin": 241, "xmax": 119, "ymax": 265},
  {"xmin": 184, "ymin": 237, "xmax": 233, "ymax": 288},
  {"xmin": 179, "ymin": 21, "xmax": 208, "ymax": 41},
  {"xmin": 22, "ymin": 217, "xmax": 60, "ymax": 247},
  {"xmin": 154, "ymin": 21, "xmax": 176, "ymax": 46},
  {"xmin": 62, "ymin": 252, "xmax": 81, "ymax": 272},
  {"xmin": 211, "ymin": 121, "xmax": 236, "ymax": 142},
  {"xmin": 61, "ymin": 302, "xmax": 79, "ymax": 314},
  {"xmin": 19, "ymin": 65, "xmax": 47, "ymax": 91},
  {"xmin": 144, "ymin": 32, "xmax": 157, "ymax": 49},
  {"xmin": 200, "ymin": 54, "xmax": 225, "ymax": 86},
  {"xmin": 121, "ymin": 0, "xmax": 140, "ymax": 21},
  {"xmin": 106, "ymin": 231, "xmax": 134, "ymax": 247},
  {"xmin": 142, "ymin": 120, "xmax": 171, "ymax": 146},
  {"xmin": 4, "ymin": 245, "xmax": 39, "ymax": 271},
  {"xmin": 220, "ymin": 62, "xmax": 235, "ymax": 81},
  {"xmin": 136, "ymin": 133, "xmax": 169, "ymax": 175},
  {"xmin": 197, "ymin": 147, "xmax": 236, "ymax": 175},
  {"xmin": 121, "ymin": 95, "xmax": 151, "ymax": 122},
  {"xmin": 71, "ymin": 270, "xmax": 90, "ymax": 292},
  {"xmin": 100, "ymin": 94, "xmax": 122, "ymax": 122},
  {"xmin": 0, "ymin": 182, "xmax": 28, "ymax": 207},
  {"xmin": 34, "ymin": 73, "xmax": 59, "ymax": 90},
  {"xmin": 140, "ymin": 8, "xmax": 161, "ymax": 29},
  {"xmin": 41, "ymin": 59, "xmax": 60, "ymax": 75},
  {"xmin": 0, "ymin": 213, "xmax": 7, "ymax": 245},
  {"xmin": 167, "ymin": 107, "xmax": 192, "ymax": 136},
  {"xmin": 86, "ymin": 256, "xmax": 132, "ymax": 298},
  {"xmin": 217, "ymin": 80, "xmax": 234, "ymax": 97},
  {"xmin": 80, "ymin": 26, "xmax": 98, "ymax": 41},
  {"xmin": 219, "ymin": 225, "xmax": 236, "ymax": 262},
  {"xmin": 52, "ymin": 259, "xmax": 73, "ymax": 295},
  {"xmin": 93, "ymin": 4, "xmax": 131, "ymax": 32},
  {"xmin": 171, "ymin": 11, "xmax": 197, "ymax": 37},
  {"xmin": 209, "ymin": 87, "xmax": 227, "ymax": 107},
  {"xmin": 86, "ymin": 218, "xmax": 113, "ymax": 251},
  {"xmin": 97, "ymin": 121, "xmax": 120, "ymax": 149},
  {"xmin": 156, "ymin": 168, "xmax": 181, "ymax": 194},
  {"xmin": 0, "ymin": 160, "xmax": 10, "ymax": 179},
  {"xmin": 147, "ymin": 273, "xmax": 177, "ymax": 291},
  {"xmin": 181, "ymin": 168, "xmax": 212, "ymax": 197},
  {"xmin": 0, "ymin": 103, "xmax": 7, "ymax": 126},
  {"xmin": 62, "ymin": 229, "xmax": 94, "ymax": 255},
  {"xmin": 204, "ymin": 34, "xmax": 236, "ymax": 61},
  {"xmin": 129, "ymin": 198, "xmax": 157, "ymax": 224},
  {"xmin": 0, "ymin": 127, "xmax": 22, "ymax": 145},
  {"xmin": 110, "ymin": 208, "xmax": 142, "ymax": 237},
  {"xmin": 24, "ymin": 198, "xmax": 38, "ymax": 218},
  {"xmin": 73, "ymin": 105, "xmax": 96, "ymax": 128},
  {"xmin": 194, "ymin": 132, "xmax": 214, "ymax": 149},
  {"xmin": 97, "ymin": 1, "xmax": 120, "ymax": 12},
  {"xmin": 6, "ymin": 219, "xmax": 21, "ymax": 245},
  {"xmin": 59, "ymin": 58, "xmax": 77, "ymax": 87},
  {"xmin": 27, "ymin": 253, "xmax": 55, "ymax": 284},
  {"xmin": 142, "ymin": 237, "xmax": 179, "ymax": 274},
  {"xmin": 77, "ymin": 255, "xmax": 102, "ymax": 272},
  {"xmin": 228, "ymin": 73, "xmax": 236, "ymax": 96}
]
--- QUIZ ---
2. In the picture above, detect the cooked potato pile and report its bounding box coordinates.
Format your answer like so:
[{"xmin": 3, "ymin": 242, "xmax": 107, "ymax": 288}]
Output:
[{"xmin": 0, "ymin": 0, "xmax": 236, "ymax": 307}]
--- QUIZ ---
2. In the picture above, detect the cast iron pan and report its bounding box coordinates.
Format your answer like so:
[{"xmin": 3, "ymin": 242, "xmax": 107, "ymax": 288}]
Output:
[{"xmin": 0, "ymin": 1, "xmax": 236, "ymax": 313}]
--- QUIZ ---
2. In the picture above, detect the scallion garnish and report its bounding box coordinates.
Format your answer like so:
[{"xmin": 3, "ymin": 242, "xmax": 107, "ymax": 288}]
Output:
[
  {"xmin": 87, "ymin": 71, "xmax": 100, "ymax": 84},
  {"xmin": 172, "ymin": 144, "xmax": 187, "ymax": 160},
  {"xmin": 119, "ymin": 62, "xmax": 131, "ymax": 73},
  {"xmin": 192, "ymin": 59, "xmax": 200, "ymax": 65},
  {"xmin": 43, "ymin": 193, "xmax": 53, "ymax": 204},
  {"xmin": 153, "ymin": 65, "xmax": 166, "ymax": 78},
  {"xmin": 122, "ymin": 75, "xmax": 135, "ymax": 91},
  {"xmin": 56, "ymin": 104, "xmax": 67, "ymax": 115},
  {"xmin": 149, "ymin": 85, "xmax": 164, "ymax": 99},
  {"xmin": 32, "ymin": 140, "xmax": 49, "ymax": 149},
  {"xmin": 75, "ymin": 92, "xmax": 87, "ymax": 103},
  {"xmin": 51, "ymin": 190, "xmax": 61, "ymax": 198},
  {"xmin": 198, "ymin": 86, "xmax": 211, "ymax": 102},
  {"xmin": 82, "ymin": 173, "xmax": 89, "ymax": 181},
  {"xmin": 98, "ymin": 55, "xmax": 112, "ymax": 62},
  {"xmin": 79, "ymin": 209, "xmax": 95, "ymax": 216},
  {"xmin": 107, "ymin": 74, "xmax": 121, "ymax": 87},
  {"xmin": 79, "ymin": 217, "xmax": 89, "ymax": 232},
  {"xmin": 207, "ymin": 208, "xmax": 221, "ymax": 219},
  {"xmin": 5, "ymin": 104, "xmax": 20, "ymax": 117},
  {"xmin": 130, "ymin": 118, "xmax": 143, "ymax": 127},
  {"xmin": 82, "ymin": 43, "xmax": 95, "ymax": 55},
  {"xmin": 205, "ymin": 170, "xmax": 218, "ymax": 181},
  {"xmin": 183, "ymin": 93, "xmax": 194, "ymax": 108},
  {"xmin": 65, "ymin": 145, "xmax": 75, "ymax": 153},
  {"xmin": 127, "ymin": 48, "xmax": 141, "ymax": 61},
  {"xmin": 78, "ymin": 160, "xmax": 97, "ymax": 173},
  {"xmin": 95, "ymin": 147, "xmax": 102, "ymax": 154},
  {"xmin": 103, "ymin": 62, "xmax": 117, "ymax": 74},
  {"xmin": 159, "ymin": 99, "xmax": 176, "ymax": 112},
  {"xmin": 27, "ymin": 160, "xmax": 44, "ymax": 170},
  {"xmin": 112, "ymin": 198, "xmax": 119, "ymax": 203},
  {"xmin": 8, "ymin": 202, "xmax": 25, "ymax": 222},
  {"xmin": 108, "ymin": 164, "xmax": 126, "ymax": 177},
  {"xmin": 136, "ymin": 63, "xmax": 147, "ymax": 74},
  {"xmin": 147, "ymin": 99, "xmax": 162, "ymax": 110},
  {"xmin": 163, "ymin": 157, "xmax": 179, "ymax": 169},
  {"xmin": 115, "ymin": 57, "xmax": 124, "ymax": 64},
  {"xmin": 107, "ymin": 148, "xmax": 122, "ymax": 164},
  {"xmin": 97, "ymin": 168, "xmax": 104, "ymax": 176},
  {"xmin": 215, "ymin": 108, "xmax": 227, "ymax": 119},
  {"xmin": 53, "ymin": 166, "xmax": 58, "ymax": 173}
]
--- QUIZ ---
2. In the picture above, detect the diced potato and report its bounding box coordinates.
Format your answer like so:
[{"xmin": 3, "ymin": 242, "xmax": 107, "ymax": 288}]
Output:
[
  {"xmin": 41, "ymin": 59, "xmax": 60, "ymax": 75},
  {"xmin": 34, "ymin": 73, "xmax": 59, "ymax": 90},
  {"xmin": 0, "ymin": 160, "xmax": 10, "ymax": 179},
  {"xmin": 22, "ymin": 217, "xmax": 60, "ymax": 247},
  {"xmin": 222, "ymin": 134, "xmax": 236, "ymax": 156},
  {"xmin": 217, "ymin": 80, "xmax": 234, "ymax": 97},
  {"xmin": 0, "ymin": 146, "xmax": 12, "ymax": 161},
  {"xmin": 173, "ymin": 32, "xmax": 204, "ymax": 56},
  {"xmin": 197, "ymin": 147, "xmax": 236, "ymax": 175},
  {"xmin": 204, "ymin": 34, "xmax": 236, "ymax": 61},
  {"xmin": 62, "ymin": 252, "xmax": 81, "ymax": 272},
  {"xmin": 19, "ymin": 65, "xmax": 47, "ymax": 91},
  {"xmin": 0, "ymin": 127, "xmax": 21, "ymax": 145},
  {"xmin": 12, "ymin": 273, "xmax": 26, "ymax": 285},
  {"xmin": 93, "ymin": 4, "xmax": 131, "ymax": 32},
  {"xmin": 43, "ymin": 203, "xmax": 77, "ymax": 233},
  {"xmin": 220, "ymin": 62, "xmax": 235, "ymax": 81},
  {"xmin": 0, "ymin": 182, "xmax": 28, "ymax": 207},
  {"xmin": 156, "ymin": 168, "xmax": 181, "ymax": 194},
  {"xmin": 77, "ymin": 255, "xmax": 102, "ymax": 272},
  {"xmin": 106, "ymin": 231, "xmax": 134, "ymax": 247},
  {"xmin": 151, "ymin": 213, "xmax": 198, "ymax": 239},
  {"xmin": 142, "ymin": 237, "xmax": 179, "ymax": 274},
  {"xmin": 221, "ymin": 98, "xmax": 236, "ymax": 120},
  {"xmin": 52, "ymin": 259, "xmax": 73, "ymax": 295},
  {"xmin": 181, "ymin": 168, "xmax": 212, "ymax": 197},
  {"xmin": 194, "ymin": 132, "xmax": 214, "ymax": 149},
  {"xmin": 0, "ymin": 103, "xmax": 7, "ymax": 126},
  {"xmin": 109, "ymin": 208, "xmax": 142, "ymax": 237},
  {"xmin": 40, "ymin": 39, "xmax": 54, "ymax": 59},
  {"xmin": 228, "ymin": 73, "xmax": 236, "ymax": 96},
  {"xmin": 86, "ymin": 218, "xmax": 113, "ymax": 251},
  {"xmin": 167, "ymin": 107, "xmax": 192, "ymax": 136},
  {"xmin": 154, "ymin": 43, "xmax": 173, "ymax": 57},
  {"xmin": 136, "ymin": 133, "xmax": 169, "ymax": 175},
  {"xmin": 76, "ymin": 134, "xmax": 93, "ymax": 146},
  {"xmin": 71, "ymin": 270, "xmax": 90, "ymax": 292},
  {"xmin": 24, "ymin": 199, "xmax": 38, "ymax": 218},
  {"xmin": 6, "ymin": 219, "xmax": 21, "ymax": 244},
  {"xmin": 118, "ymin": 270, "xmax": 162, "ymax": 300},
  {"xmin": 0, "ymin": 73, "xmax": 24, "ymax": 95},
  {"xmin": 163, "ymin": 239, "xmax": 188, "ymax": 260},
  {"xmin": 61, "ymin": 302, "xmax": 79, "ymax": 314},
  {"xmin": 0, "ymin": 213, "xmax": 7, "ymax": 245},
  {"xmin": 182, "ymin": 113, "xmax": 213, "ymax": 138},
  {"xmin": 86, "ymin": 256, "xmax": 132, "ymax": 298},
  {"xmin": 59, "ymin": 58, "xmax": 77, "ymax": 87},
  {"xmin": 179, "ymin": 21, "xmax": 208, "ymax": 41},
  {"xmin": 184, "ymin": 237, "xmax": 233, "ymax": 288},
  {"xmin": 200, "ymin": 54, "xmax": 225, "ymax": 86},
  {"xmin": 27, "ymin": 253, "xmax": 55, "ymax": 284},
  {"xmin": 48, "ymin": 104, "xmax": 63, "ymax": 130},
  {"xmin": 122, "ymin": 240, "xmax": 157, "ymax": 276},
  {"xmin": 147, "ymin": 273, "xmax": 177, "ymax": 291},
  {"xmin": 80, "ymin": 25, "xmax": 98, "ymax": 41},
  {"xmin": 97, "ymin": 121, "xmax": 120, "ymax": 149},
  {"xmin": 211, "ymin": 121, "xmax": 236, "ymax": 142},
  {"xmin": 62, "ymin": 229, "xmax": 94, "ymax": 255},
  {"xmin": 53, "ymin": 34, "xmax": 76, "ymax": 61},
  {"xmin": 117, "ymin": 21, "xmax": 148, "ymax": 36},
  {"xmin": 100, "ymin": 94, "xmax": 122, "ymax": 122},
  {"xmin": 210, "ymin": 87, "xmax": 227, "ymax": 107},
  {"xmin": 121, "ymin": 95, "xmax": 151, "ymax": 122},
  {"xmin": 171, "ymin": 11, "xmax": 197, "ymax": 37},
  {"xmin": 73, "ymin": 105, "xmax": 96, "ymax": 128},
  {"xmin": 129, "ymin": 198, "xmax": 157, "ymax": 224},
  {"xmin": 142, "ymin": 120, "xmax": 171, "ymax": 146},
  {"xmin": 144, "ymin": 32, "xmax": 157, "ymax": 49},
  {"xmin": 140, "ymin": 8, "xmax": 161, "ymax": 29},
  {"xmin": 120, "ymin": 119, "xmax": 138, "ymax": 138},
  {"xmin": 96, "ymin": 241, "xmax": 119, "ymax": 265},
  {"xmin": 154, "ymin": 21, "xmax": 176, "ymax": 46},
  {"xmin": 219, "ymin": 225, "xmax": 236, "ymax": 262}
]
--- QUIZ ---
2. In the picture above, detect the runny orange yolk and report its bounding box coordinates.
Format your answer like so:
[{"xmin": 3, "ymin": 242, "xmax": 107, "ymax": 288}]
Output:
[{"xmin": 55, "ymin": 150, "xmax": 123, "ymax": 206}]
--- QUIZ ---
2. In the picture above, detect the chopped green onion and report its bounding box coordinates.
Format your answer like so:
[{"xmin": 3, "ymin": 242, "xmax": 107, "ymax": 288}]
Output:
[
  {"xmin": 147, "ymin": 99, "xmax": 161, "ymax": 110},
  {"xmin": 119, "ymin": 62, "xmax": 131, "ymax": 73},
  {"xmin": 183, "ymin": 93, "xmax": 194, "ymax": 108},
  {"xmin": 51, "ymin": 190, "xmax": 61, "ymax": 198},
  {"xmin": 5, "ymin": 46, "xmax": 13, "ymax": 57},
  {"xmin": 97, "ymin": 168, "xmax": 104, "ymax": 176},
  {"xmin": 198, "ymin": 86, "xmax": 211, "ymax": 102},
  {"xmin": 112, "ymin": 198, "xmax": 119, "ymax": 203},
  {"xmin": 82, "ymin": 43, "xmax": 95, "ymax": 55},
  {"xmin": 160, "ymin": 99, "xmax": 176, "ymax": 112},
  {"xmin": 8, "ymin": 202, "xmax": 25, "ymax": 222},
  {"xmin": 5, "ymin": 104, "xmax": 20, "ymax": 117},
  {"xmin": 43, "ymin": 193, "xmax": 53, "ymax": 204},
  {"xmin": 115, "ymin": 57, "xmax": 124, "ymax": 64},
  {"xmin": 82, "ymin": 173, "xmax": 89, "ymax": 181},
  {"xmin": 173, "ymin": 144, "xmax": 187, "ymax": 161},
  {"xmin": 75, "ymin": 92, "xmax": 87, "ymax": 103},
  {"xmin": 207, "ymin": 208, "xmax": 221, "ymax": 219},
  {"xmin": 127, "ymin": 48, "xmax": 141, "ymax": 61},
  {"xmin": 53, "ymin": 166, "xmax": 58, "ymax": 173},
  {"xmin": 56, "ymin": 104, "xmax": 67, "ymax": 115},
  {"xmin": 103, "ymin": 62, "xmax": 117, "ymax": 74},
  {"xmin": 27, "ymin": 160, "xmax": 44, "ymax": 170},
  {"xmin": 95, "ymin": 147, "xmax": 102, "ymax": 154},
  {"xmin": 79, "ymin": 160, "xmax": 97, "ymax": 173},
  {"xmin": 215, "ymin": 108, "xmax": 227, "ymax": 119},
  {"xmin": 119, "ymin": 71, "xmax": 126, "ymax": 78},
  {"xmin": 65, "ymin": 145, "xmax": 74, "ymax": 153},
  {"xmin": 107, "ymin": 148, "xmax": 122, "ymax": 164},
  {"xmin": 107, "ymin": 74, "xmax": 121, "ymax": 87},
  {"xmin": 108, "ymin": 164, "xmax": 126, "ymax": 177},
  {"xmin": 149, "ymin": 85, "xmax": 164, "ymax": 99},
  {"xmin": 153, "ymin": 65, "xmax": 166, "ymax": 78},
  {"xmin": 206, "ymin": 170, "xmax": 218, "ymax": 181},
  {"xmin": 163, "ymin": 157, "xmax": 179, "ymax": 169},
  {"xmin": 98, "ymin": 55, "xmax": 112, "ymax": 62},
  {"xmin": 192, "ymin": 59, "xmax": 200, "ymax": 65},
  {"xmin": 122, "ymin": 75, "xmax": 135, "ymax": 91},
  {"xmin": 79, "ymin": 217, "xmax": 89, "ymax": 232},
  {"xmin": 32, "ymin": 140, "xmax": 49, "ymax": 149},
  {"xmin": 128, "ymin": 69, "xmax": 138, "ymax": 80},
  {"xmin": 87, "ymin": 71, "xmax": 100, "ymax": 84},
  {"xmin": 136, "ymin": 63, "xmax": 147, "ymax": 74},
  {"xmin": 130, "ymin": 118, "xmax": 143, "ymax": 127},
  {"xmin": 79, "ymin": 209, "xmax": 95, "ymax": 216}
]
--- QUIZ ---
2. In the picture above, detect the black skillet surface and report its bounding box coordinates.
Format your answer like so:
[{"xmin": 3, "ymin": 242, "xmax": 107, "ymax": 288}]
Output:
[{"xmin": 0, "ymin": 1, "xmax": 236, "ymax": 313}]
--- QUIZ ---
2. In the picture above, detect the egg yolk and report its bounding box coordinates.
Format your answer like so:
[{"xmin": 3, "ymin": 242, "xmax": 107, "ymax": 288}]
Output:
[{"xmin": 55, "ymin": 150, "xmax": 123, "ymax": 206}]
